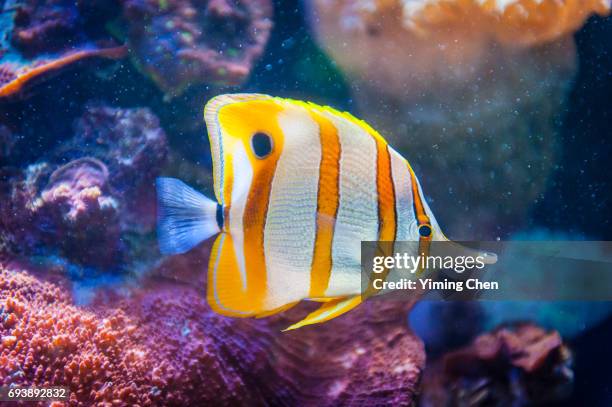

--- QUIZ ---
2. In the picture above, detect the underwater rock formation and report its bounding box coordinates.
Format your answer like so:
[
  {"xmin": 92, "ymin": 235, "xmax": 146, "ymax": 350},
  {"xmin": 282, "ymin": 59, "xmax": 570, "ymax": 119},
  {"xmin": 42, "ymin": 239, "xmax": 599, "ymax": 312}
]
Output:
[
  {"xmin": 0, "ymin": 0, "xmax": 126, "ymax": 98},
  {"xmin": 420, "ymin": 323, "xmax": 573, "ymax": 406},
  {"xmin": 307, "ymin": 0, "xmax": 610, "ymax": 238},
  {"xmin": 0, "ymin": 105, "xmax": 167, "ymax": 268},
  {"xmin": 122, "ymin": 0, "xmax": 274, "ymax": 96},
  {"xmin": 0, "ymin": 255, "xmax": 425, "ymax": 406}
]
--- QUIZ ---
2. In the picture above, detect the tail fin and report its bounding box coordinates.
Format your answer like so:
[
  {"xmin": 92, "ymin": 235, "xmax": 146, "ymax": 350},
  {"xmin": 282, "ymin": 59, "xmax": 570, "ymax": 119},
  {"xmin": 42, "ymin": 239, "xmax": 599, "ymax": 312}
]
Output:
[{"xmin": 156, "ymin": 177, "xmax": 220, "ymax": 255}]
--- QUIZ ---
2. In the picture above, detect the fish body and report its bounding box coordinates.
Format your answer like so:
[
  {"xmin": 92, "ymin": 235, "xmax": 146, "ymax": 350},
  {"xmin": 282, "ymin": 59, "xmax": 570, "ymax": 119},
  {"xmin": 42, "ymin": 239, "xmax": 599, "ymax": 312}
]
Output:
[{"xmin": 157, "ymin": 93, "xmax": 491, "ymax": 330}]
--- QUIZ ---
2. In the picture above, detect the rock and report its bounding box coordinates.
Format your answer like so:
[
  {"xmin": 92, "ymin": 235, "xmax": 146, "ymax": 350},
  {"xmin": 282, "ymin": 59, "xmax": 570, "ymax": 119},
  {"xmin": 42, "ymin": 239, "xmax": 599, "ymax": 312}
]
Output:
[{"xmin": 420, "ymin": 323, "xmax": 573, "ymax": 406}]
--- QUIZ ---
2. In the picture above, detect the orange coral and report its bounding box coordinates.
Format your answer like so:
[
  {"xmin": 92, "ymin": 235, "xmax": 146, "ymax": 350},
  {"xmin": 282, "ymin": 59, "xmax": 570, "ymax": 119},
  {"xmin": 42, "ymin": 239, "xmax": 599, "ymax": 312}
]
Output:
[
  {"xmin": 400, "ymin": 0, "xmax": 610, "ymax": 47},
  {"xmin": 310, "ymin": 0, "xmax": 609, "ymax": 96},
  {"xmin": 0, "ymin": 268, "xmax": 138, "ymax": 405}
]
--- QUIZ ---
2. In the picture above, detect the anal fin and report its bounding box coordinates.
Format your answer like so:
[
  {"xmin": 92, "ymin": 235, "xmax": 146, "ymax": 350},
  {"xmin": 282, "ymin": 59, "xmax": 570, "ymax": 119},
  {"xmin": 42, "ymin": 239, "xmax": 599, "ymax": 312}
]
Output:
[
  {"xmin": 207, "ymin": 233, "xmax": 258, "ymax": 317},
  {"xmin": 283, "ymin": 295, "xmax": 362, "ymax": 331},
  {"xmin": 307, "ymin": 297, "xmax": 343, "ymax": 303}
]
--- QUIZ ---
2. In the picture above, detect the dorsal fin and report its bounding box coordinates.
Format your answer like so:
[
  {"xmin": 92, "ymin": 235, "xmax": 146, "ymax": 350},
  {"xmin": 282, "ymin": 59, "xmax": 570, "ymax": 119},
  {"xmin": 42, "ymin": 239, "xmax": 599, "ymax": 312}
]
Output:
[{"xmin": 272, "ymin": 97, "xmax": 389, "ymax": 145}]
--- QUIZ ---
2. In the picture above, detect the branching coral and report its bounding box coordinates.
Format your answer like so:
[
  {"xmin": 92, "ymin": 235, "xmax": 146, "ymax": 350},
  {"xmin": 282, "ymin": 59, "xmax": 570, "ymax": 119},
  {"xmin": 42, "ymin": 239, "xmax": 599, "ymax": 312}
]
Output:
[
  {"xmin": 0, "ymin": 254, "xmax": 425, "ymax": 406},
  {"xmin": 308, "ymin": 0, "xmax": 610, "ymax": 237}
]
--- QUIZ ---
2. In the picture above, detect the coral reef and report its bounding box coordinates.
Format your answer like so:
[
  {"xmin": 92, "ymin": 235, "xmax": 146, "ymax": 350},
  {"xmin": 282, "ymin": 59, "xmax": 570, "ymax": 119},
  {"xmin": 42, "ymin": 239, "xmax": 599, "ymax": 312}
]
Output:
[
  {"xmin": 307, "ymin": 0, "xmax": 610, "ymax": 238},
  {"xmin": 420, "ymin": 323, "xmax": 573, "ymax": 406},
  {"xmin": 0, "ymin": 0, "xmax": 126, "ymax": 98},
  {"xmin": 70, "ymin": 105, "xmax": 168, "ymax": 229},
  {"xmin": 31, "ymin": 158, "xmax": 121, "ymax": 268},
  {"xmin": 0, "ymin": 105, "xmax": 167, "ymax": 268},
  {"xmin": 0, "ymin": 0, "xmax": 274, "ymax": 99},
  {"xmin": 122, "ymin": 0, "xmax": 273, "ymax": 96},
  {"xmin": 0, "ymin": 253, "xmax": 425, "ymax": 406}
]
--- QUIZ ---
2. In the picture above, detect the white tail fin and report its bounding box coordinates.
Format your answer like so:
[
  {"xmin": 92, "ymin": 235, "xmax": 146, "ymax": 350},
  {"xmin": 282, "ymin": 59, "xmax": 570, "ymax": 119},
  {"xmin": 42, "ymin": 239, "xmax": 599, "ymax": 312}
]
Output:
[{"xmin": 156, "ymin": 177, "xmax": 220, "ymax": 255}]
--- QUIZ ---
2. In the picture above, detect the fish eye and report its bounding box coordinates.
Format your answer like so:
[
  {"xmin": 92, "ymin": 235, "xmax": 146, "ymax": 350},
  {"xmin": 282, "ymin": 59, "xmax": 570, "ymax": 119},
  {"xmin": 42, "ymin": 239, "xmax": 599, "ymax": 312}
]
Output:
[
  {"xmin": 251, "ymin": 132, "xmax": 273, "ymax": 159},
  {"xmin": 418, "ymin": 224, "xmax": 432, "ymax": 238}
]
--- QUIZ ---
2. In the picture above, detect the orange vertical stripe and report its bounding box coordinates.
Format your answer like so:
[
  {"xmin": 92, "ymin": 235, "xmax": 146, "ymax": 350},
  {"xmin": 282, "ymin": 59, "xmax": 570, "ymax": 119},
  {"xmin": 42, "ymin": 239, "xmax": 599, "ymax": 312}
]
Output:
[
  {"xmin": 218, "ymin": 100, "xmax": 285, "ymax": 312},
  {"xmin": 309, "ymin": 110, "xmax": 341, "ymax": 297},
  {"xmin": 243, "ymin": 165, "xmax": 277, "ymax": 310},
  {"xmin": 376, "ymin": 142, "xmax": 397, "ymax": 241},
  {"xmin": 408, "ymin": 165, "xmax": 431, "ymax": 227},
  {"xmin": 407, "ymin": 165, "xmax": 432, "ymax": 275},
  {"xmin": 363, "ymin": 141, "xmax": 398, "ymax": 297}
]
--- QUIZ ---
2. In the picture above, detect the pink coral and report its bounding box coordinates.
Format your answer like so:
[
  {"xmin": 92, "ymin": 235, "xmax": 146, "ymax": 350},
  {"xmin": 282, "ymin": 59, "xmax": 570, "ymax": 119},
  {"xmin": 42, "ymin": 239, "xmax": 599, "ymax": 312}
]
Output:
[
  {"xmin": 39, "ymin": 158, "xmax": 114, "ymax": 224},
  {"xmin": 0, "ymin": 253, "xmax": 425, "ymax": 406}
]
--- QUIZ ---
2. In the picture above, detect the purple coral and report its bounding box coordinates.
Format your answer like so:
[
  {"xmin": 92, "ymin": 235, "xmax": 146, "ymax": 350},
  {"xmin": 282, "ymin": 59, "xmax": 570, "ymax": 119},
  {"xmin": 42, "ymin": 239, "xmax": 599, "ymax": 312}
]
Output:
[
  {"xmin": 0, "ymin": 105, "xmax": 167, "ymax": 268},
  {"xmin": 32, "ymin": 158, "xmax": 121, "ymax": 268},
  {"xmin": 73, "ymin": 105, "xmax": 167, "ymax": 194},
  {"xmin": 11, "ymin": 0, "xmax": 82, "ymax": 54},
  {"xmin": 1, "ymin": 0, "xmax": 273, "ymax": 98},
  {"xmin": 71, "ymin": 105, "xmax": 168, "ymax": 229},
  {"xmin": 122, "ymin": 0, "xmax": 273, "ymax": 96}
]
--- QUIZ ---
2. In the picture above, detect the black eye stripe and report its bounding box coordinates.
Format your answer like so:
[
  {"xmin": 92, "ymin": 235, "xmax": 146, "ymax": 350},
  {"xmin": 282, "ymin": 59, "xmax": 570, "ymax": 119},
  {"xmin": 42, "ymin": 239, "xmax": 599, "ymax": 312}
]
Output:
[
  {"xmin": 418, "ymin": 224, "xmax": 432, "ymax": 237},
  {"xmin": 251, "ymin": 132, "xmax": 273, "ymax": 158},
  {"xmin": 216, "ymin": 204, "xmax": 224, "ymax": 229}
]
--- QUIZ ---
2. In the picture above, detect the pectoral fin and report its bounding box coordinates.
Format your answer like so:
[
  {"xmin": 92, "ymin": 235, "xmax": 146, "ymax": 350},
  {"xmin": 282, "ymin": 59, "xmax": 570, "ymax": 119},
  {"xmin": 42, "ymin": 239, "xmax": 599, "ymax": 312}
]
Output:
[{"xmin": 283, "ymin": 295, "xmax": 362, "ymax": 331}]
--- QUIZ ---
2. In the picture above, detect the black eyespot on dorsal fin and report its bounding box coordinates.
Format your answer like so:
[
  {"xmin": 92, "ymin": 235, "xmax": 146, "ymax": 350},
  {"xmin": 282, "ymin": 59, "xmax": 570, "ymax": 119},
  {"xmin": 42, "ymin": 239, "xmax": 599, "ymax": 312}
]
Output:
[{"xmin": 418, "ymin": 224, "xmax": 432, "ymax": 238}]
